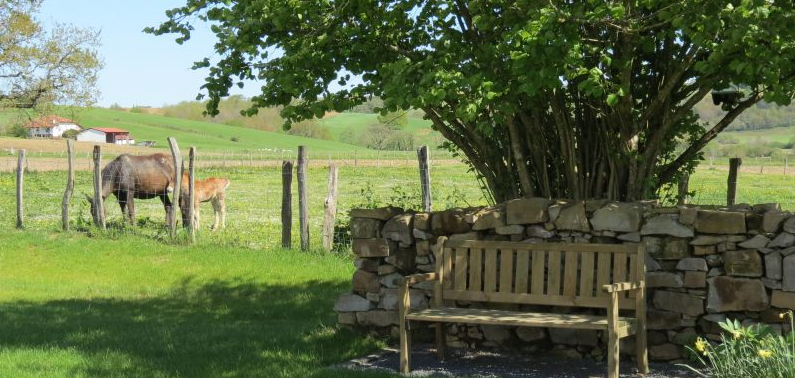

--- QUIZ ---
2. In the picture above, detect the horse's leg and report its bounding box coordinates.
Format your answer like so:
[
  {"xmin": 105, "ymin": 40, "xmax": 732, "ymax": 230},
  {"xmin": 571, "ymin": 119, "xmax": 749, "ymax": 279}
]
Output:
[
  {"xmin": 193, "ymin": 198, "xmax": 201, "ymax": 230},
  {"xmin": 127, "ymin": 191, "xmax": 136, "ymax": 225},
  {"xmin": 218, "ymin": 192, "xmax": 226, "ymax": 230},
  {"xmin": 161, "ymin": 193, "xmax": 173, "ymax": 227},
  {"xmin": 115, "ymin": 192, "xmax": 126, "ymax": 224},
  {"xmin": 210, "ymin": 197, "xmax": 221, "ymax": 231}
]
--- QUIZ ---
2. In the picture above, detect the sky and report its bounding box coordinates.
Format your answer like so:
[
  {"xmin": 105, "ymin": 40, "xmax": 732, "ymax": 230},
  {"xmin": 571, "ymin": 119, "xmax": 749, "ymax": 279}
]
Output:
[{"xmin": 39, "ymin": 0, "xmax": 261, "ymax": 108}]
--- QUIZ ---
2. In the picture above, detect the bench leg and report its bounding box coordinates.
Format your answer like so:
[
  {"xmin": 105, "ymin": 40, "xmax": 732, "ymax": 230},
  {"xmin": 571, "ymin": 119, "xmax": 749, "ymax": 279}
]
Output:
[
  {"xmin": 399, "ymin": 318, "xmax": 411, "ymax": 373},
  {"xmin": 636, "ymin": 286, "xmax": 649, "ymax": 374},
  {"xmin": 435, "ymin": 322, "xmax": 446, "ymax": 360},
  {"xmin": 607, "ymin": 291, "xmax": 620, "ymax": 378}
]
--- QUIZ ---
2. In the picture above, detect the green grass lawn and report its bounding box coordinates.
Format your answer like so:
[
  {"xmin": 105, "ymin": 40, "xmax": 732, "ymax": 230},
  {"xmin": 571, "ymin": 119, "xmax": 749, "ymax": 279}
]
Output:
[{"xmin": 0, "ymin": 230, "xmax": 399, "ymax": 378}]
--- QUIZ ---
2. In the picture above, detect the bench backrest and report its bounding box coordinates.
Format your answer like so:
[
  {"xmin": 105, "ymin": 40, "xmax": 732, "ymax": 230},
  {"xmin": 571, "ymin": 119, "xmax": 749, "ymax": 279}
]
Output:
[{"xmin": 436, "ymin": 240, "xmax": 645, "ymax": 310}]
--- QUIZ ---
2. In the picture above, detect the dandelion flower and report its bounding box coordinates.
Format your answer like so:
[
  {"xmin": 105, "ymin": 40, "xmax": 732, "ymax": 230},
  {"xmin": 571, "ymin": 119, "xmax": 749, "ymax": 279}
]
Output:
[
  {"xmin": 695, "ymin": 338, "xmax": 709, "ymax": 356},
  {"xmin": 757, "ymin": 349, "xmax": 773, "ymax": 358}
]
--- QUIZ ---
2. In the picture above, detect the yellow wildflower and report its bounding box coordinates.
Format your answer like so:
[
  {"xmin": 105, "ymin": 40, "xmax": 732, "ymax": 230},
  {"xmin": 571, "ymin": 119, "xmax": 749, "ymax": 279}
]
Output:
[
  {"xmin": 695, "ymin": 338, "xmax": 709, "ymax": 356},
  {"xmin": 732, "ymin": 331, "xmax": 742, "ymax": 340},
  {"xmin": 757, "ymin": 349, "xmax": 773, "ymax": 358}
]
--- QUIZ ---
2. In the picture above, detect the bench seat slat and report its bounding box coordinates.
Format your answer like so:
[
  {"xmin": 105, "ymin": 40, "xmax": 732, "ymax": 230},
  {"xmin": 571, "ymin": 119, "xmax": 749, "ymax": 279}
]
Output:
[
  {"xmin": 407, "ymin": 307, "xmax": 637, "ymax": 331},
  {"xmin": 443, "ymin": 289, "xmax": 636, "ymax": 309}
]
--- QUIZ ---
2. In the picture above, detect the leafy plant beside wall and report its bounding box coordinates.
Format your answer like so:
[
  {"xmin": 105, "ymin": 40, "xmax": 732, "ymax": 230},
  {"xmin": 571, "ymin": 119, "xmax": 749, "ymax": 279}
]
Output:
[{"xmin": 682, "ymin": 311, "xmax": 795, "ymax": 378}]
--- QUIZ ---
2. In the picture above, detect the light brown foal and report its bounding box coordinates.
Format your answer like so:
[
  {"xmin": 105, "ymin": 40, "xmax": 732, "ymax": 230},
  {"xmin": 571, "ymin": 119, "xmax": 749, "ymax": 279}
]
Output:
[{"xmin": 176, "ymin": 173, "xmax": 230, "ymax": 230}]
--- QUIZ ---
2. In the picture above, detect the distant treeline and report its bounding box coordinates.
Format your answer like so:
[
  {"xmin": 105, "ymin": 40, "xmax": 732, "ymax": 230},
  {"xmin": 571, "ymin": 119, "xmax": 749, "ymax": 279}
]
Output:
[{"xmin": 155, "ymin": 96, "xmax": 284, "ymax": 132}]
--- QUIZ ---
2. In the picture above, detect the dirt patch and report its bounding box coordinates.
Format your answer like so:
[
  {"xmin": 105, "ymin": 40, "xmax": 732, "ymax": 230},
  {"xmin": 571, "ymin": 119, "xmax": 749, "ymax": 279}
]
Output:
[
  {"xmin": 0, "ymin": 137, "xmax": 152, "ymax": 155},
  {"xmin": 334, "ymin": 345, "xmax": 699, "ymax": 378}
]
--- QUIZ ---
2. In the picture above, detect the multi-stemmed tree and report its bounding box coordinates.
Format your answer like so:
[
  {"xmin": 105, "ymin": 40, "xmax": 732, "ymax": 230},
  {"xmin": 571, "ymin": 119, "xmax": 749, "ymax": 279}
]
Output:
[{"xmin": 149, "ymin": 1, "xmax": 795, "ymax": 203}]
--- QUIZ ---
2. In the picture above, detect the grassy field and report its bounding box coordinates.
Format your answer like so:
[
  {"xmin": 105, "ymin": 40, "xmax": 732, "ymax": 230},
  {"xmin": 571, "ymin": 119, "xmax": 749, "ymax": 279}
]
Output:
[
  {"xmin": 723, "ymin": 125, "xmax": 795, "ymax": 144},
  {"xmin": 1, "ymin": 162, "xmax": 794, "ymax": 377},
  {"xmin": 0, "ymin": 230, "xmax": 399, "ymax": 378},
  {"xmin": 0, "ymin": 108, "xmax": 369, "ymax": 153},
  {"xmin": 1, "ymin": 161, "xmax": 793, "ymax": 249},
  {"xmin": 0, "ymin": 163, "xmax": 488, "ymax": 249},
  {"xmin": 318, "ymin": 112, "xmax": 441, "ymax": 147}
]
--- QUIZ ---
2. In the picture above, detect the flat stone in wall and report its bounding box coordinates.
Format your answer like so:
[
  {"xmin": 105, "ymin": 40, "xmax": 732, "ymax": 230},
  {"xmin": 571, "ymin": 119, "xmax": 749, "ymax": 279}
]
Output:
[
  {"xmin": 506, "ymin": 198, "xmax": 549, "ymax": 225},
  {"xmin": 353, "ymin": 238, "xmax": 391, "ymax": 257},
  {"xmin": 706, "ymin": 276, "xmax": 769, "ymax": 312},
  {"xmin": 695, "ymin": 210, "xmax": 746, "ymax": 234}
]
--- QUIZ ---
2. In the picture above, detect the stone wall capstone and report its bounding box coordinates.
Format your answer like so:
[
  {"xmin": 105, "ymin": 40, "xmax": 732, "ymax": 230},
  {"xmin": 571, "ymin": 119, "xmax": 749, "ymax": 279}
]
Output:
[{"xmin": 335, "ymin": 199, "xmax": 795, "ymax": 363}]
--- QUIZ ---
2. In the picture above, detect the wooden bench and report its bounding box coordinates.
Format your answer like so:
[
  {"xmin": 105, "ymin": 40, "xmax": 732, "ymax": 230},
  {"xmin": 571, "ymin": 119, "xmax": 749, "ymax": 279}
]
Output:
[{"xmin": 397, "ymin": 238, "xmax": 648, "ymax": 378}]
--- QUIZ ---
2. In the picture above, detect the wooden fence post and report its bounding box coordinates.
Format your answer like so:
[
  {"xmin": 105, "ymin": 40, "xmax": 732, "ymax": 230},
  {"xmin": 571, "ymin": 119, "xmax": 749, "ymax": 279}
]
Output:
[
  {"xmin": 188, "ymin": 146, "xmax": 196, "ymax": 243},
  {"xmin": 281, "ymin": 161, "xmax": 293, "ymax": 249},
  {"xmin": 322, "ymin": 165, "xmax": 339, "ymax": 252},
  {"xmin": 298, "ymin": 146, "xmax": 309, "ymax": 251},
  {"xmin": 168, "ymin": 137, "xmax": 182, "ymax": 237},
  {"xmin": 16, "ymin": 149, "xmax": 25, "ymax": 229},
  {"xmin": 62, "ymin": 140, "xmax": 75, "ymax": 231},
  {"xmin": 727, "ymin": 157, "xmax": 742, "ymax": 206},
  {"xmin": 677, "ymin": 173, "xmax": 690, "ymax": 205},
  {"xmin": 417, "ymin": 145, "xmax": 432, "ymax": 212},
  {"xmin": 92, "ymin": 145, "xmax": 106, "ymax": 229}
]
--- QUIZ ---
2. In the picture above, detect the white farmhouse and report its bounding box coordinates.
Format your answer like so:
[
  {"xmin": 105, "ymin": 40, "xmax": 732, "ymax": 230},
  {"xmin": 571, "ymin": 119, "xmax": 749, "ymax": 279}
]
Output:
[
  {"xmin": 76, "ymin": 128, "xmax": 135, "ymax": 145},
  {"xmin": 25, "ymin": 115, "xmax": 83, "ymax": 138}
]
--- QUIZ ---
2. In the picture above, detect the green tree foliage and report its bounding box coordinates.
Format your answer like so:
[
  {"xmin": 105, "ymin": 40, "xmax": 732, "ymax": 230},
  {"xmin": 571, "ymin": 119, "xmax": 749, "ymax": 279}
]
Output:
[
  {"xmin": 149, "ymin": 1, "xmax": 795, "ymax": 202},
  {"xmin": 0, "ymin": 0, "xmax": 102, "ymax": 110}
]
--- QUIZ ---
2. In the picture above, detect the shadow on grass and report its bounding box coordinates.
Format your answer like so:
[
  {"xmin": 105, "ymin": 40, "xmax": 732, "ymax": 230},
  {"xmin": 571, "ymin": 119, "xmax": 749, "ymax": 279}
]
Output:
[{"xmin": 0, "ymin": 278, "xmax": 388, "ymax": 378}]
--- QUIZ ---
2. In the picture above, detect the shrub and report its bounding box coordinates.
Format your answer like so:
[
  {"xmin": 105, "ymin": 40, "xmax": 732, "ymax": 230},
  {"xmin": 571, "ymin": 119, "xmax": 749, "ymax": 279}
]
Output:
[
  {"xmin": 9, "ymin": 123, "xmax": 28, "ymax": 138},
  {"xmin": 230, "ymin": 136, "xmax": 239, "ymax": 142},
  {"xmin": 285, "ymin": 120, "xmax": 333, "ymax": 140},
  {"xmin": 62, "ymin": 129, "xmax": 79, "ymax": 139},
  {"xmin": 682, "ymin": 312, "xmax": 794, "ymax": 378}
]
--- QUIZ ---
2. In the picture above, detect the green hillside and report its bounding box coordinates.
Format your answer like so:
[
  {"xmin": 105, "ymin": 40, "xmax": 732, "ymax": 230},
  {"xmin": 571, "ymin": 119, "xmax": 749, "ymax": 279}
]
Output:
[
  {"xmin": 2, "ymin": 108, "xmax": 369, "ymax": 153},
  {"xmin": 319, "ymin": 112, "xmax": 442, "ymax": 147},
  {"xmin": 722, "ymin": 125, "xmax": 795, "ymax": 144}
]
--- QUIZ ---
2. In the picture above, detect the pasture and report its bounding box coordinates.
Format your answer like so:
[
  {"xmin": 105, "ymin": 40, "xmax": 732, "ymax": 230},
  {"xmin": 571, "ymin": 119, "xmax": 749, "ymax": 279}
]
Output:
[
  {"xmin": 2, "ymin": 160, "xmax": 795, "ymax": 249},
  {"xmin": 1, "ymin": 156, "xmax": 794, "ymax": 378}
]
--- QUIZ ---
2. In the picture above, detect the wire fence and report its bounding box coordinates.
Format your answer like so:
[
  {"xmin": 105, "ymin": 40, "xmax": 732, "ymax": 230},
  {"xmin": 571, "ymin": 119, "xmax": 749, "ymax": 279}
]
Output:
[
  {"xmin": 2, "ymin": 143, "xmax": 795, "ymax": 252},
  {"xmin": 0, "ymin": 142, "xmax": 486, "ymax": 251}
]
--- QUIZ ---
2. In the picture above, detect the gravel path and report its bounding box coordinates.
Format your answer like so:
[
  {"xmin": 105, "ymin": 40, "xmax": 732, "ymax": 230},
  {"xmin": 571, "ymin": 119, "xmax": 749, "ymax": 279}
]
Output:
[{"xmin": 336, "ymin": 344, "xmax": 701, "ymax": 378}]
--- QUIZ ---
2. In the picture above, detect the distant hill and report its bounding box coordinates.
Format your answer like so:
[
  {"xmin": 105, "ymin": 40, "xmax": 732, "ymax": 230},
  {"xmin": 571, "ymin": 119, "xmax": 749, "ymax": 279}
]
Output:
[
  {"xmin": 694, "ymin": 97, "xmax": 795, "ymax": 132},
  {"xmin": 0, "ymin": 107, "xmax": 369, "ymax": 153}
]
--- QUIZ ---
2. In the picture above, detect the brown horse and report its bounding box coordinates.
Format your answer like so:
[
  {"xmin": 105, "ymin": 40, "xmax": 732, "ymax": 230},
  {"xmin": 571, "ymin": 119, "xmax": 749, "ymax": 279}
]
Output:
[{"xmin": 86, "ymin": 153, "xmax": 175, "ymax": 225}]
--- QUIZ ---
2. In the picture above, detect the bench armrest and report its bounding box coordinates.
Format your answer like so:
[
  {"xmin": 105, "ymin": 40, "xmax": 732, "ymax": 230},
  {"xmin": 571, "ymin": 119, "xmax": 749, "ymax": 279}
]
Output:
[
  {"xmin": 397, "ymin": 273, "xmax": 438, "ymax": 287},
  {"xmin": 602, "ymin": 281, "xmax": 645, "ymax": 293}
]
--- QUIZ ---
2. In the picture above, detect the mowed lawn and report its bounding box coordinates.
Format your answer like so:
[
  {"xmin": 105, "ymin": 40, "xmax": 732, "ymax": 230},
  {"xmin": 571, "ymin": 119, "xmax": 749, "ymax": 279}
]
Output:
[{"xmin": 0, "ymin": 231, "xmax": 395, "ymax": 378}]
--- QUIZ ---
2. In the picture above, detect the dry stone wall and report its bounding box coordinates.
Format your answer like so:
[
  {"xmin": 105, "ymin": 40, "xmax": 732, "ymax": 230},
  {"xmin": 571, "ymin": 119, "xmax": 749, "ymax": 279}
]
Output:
[{"xmin": 335, "ymin": 200, "xmax": 795, "ymax": 362}]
